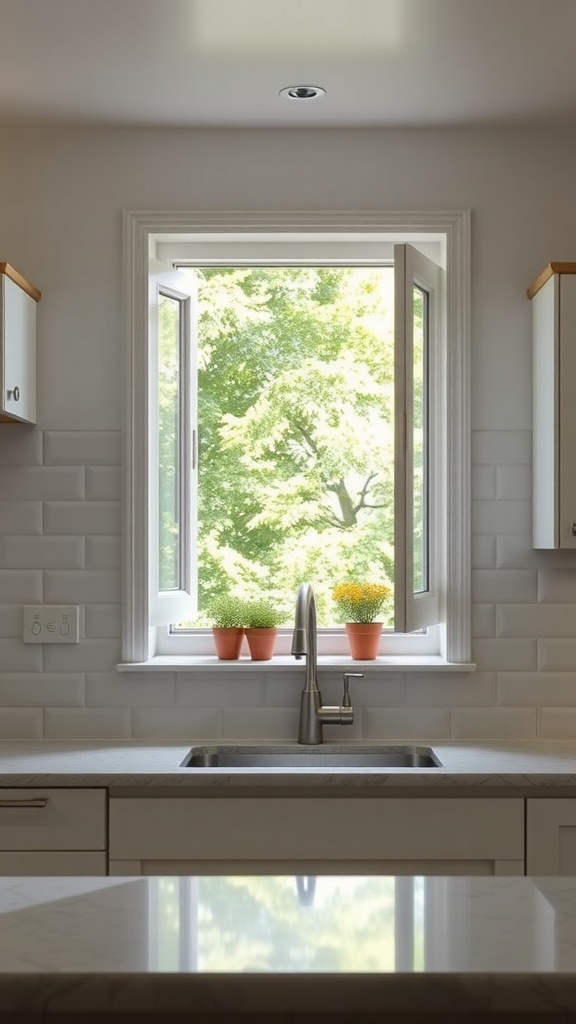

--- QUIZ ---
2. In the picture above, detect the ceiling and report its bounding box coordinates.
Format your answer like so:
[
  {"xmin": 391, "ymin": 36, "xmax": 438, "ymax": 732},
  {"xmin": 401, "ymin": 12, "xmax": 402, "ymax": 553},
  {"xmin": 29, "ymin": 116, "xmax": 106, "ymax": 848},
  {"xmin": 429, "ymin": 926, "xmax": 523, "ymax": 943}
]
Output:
[{"xmin": 2, "ymin": 0, "xmax": 576, "ymax": 129}]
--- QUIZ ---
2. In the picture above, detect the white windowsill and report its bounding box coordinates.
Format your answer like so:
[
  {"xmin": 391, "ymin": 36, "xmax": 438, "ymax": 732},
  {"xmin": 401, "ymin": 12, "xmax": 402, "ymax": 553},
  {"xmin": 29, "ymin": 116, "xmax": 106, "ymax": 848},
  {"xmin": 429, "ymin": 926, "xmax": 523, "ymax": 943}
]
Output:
[{"xmin": 117, "ymin": 655, "xmax": 476, "ymax": 673}]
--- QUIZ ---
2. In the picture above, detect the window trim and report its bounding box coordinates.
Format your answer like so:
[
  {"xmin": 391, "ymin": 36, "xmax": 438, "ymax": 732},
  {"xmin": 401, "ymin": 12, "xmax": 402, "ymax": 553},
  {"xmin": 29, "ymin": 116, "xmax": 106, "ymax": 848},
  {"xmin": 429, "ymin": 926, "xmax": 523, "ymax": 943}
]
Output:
[{"xmin": 121, "ymin": 209, "xmax": 471, "ymax": 668}]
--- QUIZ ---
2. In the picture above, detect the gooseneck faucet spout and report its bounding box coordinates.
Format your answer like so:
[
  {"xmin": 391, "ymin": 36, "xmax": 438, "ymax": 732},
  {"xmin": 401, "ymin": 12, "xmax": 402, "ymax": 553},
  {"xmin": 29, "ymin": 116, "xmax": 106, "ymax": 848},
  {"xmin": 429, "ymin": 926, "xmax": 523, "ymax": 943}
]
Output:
[{"xmin": 291, "ymin": 583, "xmax": 359, "ymax": 744}]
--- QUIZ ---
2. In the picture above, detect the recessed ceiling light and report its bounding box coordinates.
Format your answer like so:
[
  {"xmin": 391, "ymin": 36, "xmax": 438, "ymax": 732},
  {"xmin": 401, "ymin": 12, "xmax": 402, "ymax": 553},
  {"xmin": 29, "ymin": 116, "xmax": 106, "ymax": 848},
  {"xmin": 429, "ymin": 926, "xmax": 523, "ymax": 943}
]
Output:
[{"xmin": 279, "ymin": 85, "xmax": 326, "ymax": 101}]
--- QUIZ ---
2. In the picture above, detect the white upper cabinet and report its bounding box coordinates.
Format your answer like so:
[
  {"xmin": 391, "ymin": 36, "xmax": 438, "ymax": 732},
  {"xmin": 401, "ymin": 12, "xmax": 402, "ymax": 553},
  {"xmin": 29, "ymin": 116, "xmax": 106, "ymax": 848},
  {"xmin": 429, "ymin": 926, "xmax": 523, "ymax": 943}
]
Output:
[
  {"xmin": 528, "ymin": 263, "xmax": 576, "ymax": 549},
  {"xmin": 0, "ymin": 263, "xmax": 41, "ymax": 424}
]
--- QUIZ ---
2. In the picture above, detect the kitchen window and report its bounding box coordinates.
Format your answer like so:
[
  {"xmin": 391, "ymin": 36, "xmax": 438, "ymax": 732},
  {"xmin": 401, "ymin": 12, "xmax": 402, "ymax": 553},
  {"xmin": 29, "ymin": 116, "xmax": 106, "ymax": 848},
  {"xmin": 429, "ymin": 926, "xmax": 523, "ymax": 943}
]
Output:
[{"xmin": 120, "ymin": 211, "xmax": 471, "ymax": 670}]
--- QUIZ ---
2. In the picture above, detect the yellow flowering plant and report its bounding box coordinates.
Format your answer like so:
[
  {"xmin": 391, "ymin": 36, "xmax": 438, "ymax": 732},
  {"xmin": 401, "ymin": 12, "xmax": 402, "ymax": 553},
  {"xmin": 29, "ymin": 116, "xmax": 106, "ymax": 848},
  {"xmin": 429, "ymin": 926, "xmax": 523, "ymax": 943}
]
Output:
[{"xmin": 332, "ymin": 582, "xmax": 391, "ymax": 623}]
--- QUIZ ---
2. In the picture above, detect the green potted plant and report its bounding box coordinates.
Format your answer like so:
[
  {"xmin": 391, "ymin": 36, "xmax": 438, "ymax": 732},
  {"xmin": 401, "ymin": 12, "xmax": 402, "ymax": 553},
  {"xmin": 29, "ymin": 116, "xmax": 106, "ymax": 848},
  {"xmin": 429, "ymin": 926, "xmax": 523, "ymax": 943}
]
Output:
[
  {"xmin": 332, "ymin": 582, "xmax": 391, "ymax": 660},
  {"xmin": 243, "ymin": 599, "xmax": 284, "ymax": 661},
  {"xmin": 208, "ymin": 594, "xmax": 247, "ymax": 660}
]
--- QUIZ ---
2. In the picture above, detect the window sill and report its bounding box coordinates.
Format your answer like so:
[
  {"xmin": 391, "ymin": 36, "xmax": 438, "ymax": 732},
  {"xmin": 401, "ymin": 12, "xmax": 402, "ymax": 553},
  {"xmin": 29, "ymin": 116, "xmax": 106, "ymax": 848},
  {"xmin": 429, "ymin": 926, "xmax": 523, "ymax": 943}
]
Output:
[{"xmin": 117, "ymin": 655, "xmax": 476, "ymax": 674}]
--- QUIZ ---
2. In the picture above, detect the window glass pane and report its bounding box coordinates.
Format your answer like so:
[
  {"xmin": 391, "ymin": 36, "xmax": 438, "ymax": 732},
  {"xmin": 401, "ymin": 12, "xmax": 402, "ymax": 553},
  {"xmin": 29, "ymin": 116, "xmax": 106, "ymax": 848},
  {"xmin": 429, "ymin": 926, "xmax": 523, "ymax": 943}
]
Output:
[
  {"xmin": 158, "ymin": 291, "xmax": 182, "ymax": 592},
  {"xmin": 190, "ymin": 266, "xmax": 395, "ymax": 628},
  {"xmin": 412, "ymin": 284, "xmax": 428, "ymax": 595}
]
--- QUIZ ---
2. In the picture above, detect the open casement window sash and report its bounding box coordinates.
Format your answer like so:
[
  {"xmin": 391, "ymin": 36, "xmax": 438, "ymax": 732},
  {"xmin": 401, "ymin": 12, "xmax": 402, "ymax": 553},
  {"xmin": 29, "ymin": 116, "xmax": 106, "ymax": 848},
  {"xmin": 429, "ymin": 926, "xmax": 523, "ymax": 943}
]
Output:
[
  {"xmin": 394, "ymin": 243, "xmax": 441, "ymax": 633},
  {"xmin": 148, "ymin": 259, "xmax": 197, "ymax": 625}
]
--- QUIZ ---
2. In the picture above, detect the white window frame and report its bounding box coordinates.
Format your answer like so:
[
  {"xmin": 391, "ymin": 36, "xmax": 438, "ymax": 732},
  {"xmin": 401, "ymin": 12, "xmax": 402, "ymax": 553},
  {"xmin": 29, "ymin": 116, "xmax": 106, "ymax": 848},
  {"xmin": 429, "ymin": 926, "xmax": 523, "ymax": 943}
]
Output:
[{"xmin": 120, "ymin": 210, "xmax": 471, "ymax": 671}]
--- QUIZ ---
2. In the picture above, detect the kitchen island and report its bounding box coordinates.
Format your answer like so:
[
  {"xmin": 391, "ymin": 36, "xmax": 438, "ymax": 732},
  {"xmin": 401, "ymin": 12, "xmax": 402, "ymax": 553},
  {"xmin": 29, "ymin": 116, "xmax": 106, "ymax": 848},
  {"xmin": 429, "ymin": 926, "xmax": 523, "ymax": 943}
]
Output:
[{"xmin": 1, "ymin": 874, "xmax": 576, "ymax": 1022}]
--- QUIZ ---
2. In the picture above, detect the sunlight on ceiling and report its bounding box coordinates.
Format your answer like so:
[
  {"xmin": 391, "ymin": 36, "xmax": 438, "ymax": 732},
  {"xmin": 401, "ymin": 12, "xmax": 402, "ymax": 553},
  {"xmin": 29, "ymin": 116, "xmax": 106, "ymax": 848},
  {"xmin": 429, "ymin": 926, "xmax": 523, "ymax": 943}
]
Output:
[{"xmin": 190, "ymin": 0, "xmax": 403, "ymax": 55}]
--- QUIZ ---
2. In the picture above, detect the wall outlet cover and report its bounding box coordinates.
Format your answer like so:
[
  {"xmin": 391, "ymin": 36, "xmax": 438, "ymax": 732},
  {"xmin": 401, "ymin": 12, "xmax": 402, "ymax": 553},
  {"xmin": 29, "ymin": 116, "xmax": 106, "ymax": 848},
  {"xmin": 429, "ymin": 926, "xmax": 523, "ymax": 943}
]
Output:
[{"xmin": 23, "ymin": 605, "xmax": 80, "ymax": 644}]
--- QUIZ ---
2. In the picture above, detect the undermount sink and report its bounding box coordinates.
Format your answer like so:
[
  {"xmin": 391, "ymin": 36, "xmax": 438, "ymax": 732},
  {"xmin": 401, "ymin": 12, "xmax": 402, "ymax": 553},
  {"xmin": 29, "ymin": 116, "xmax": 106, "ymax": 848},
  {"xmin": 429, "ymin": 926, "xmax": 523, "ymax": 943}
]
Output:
[{"xmin": 181, "ymin": 745, "xmax": 442, "ymax": 770}]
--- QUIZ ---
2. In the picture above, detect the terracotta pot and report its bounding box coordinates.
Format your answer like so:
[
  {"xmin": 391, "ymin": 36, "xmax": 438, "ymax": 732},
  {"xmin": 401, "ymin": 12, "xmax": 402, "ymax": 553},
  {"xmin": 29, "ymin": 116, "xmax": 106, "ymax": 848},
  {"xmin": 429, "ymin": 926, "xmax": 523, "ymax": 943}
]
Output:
[
  {"xmin": 245, "ymin": 627, "xmax": 277, "ymax": 661},
  {"xmin": 212, "ymin": 627, "xmax": 244, "ymax": 660},
  {"xmin": 345, "ymin": 622, "xmax": 383, "ymax": 660}
]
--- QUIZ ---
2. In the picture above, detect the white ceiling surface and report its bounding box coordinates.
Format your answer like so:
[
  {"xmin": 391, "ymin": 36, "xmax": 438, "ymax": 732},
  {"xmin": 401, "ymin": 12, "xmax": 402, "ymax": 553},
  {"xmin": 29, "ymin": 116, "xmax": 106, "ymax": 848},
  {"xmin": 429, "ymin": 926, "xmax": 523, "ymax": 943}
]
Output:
[{"xmin": 1, "ymin": 0, "xmax": 576, "ymax": 128}]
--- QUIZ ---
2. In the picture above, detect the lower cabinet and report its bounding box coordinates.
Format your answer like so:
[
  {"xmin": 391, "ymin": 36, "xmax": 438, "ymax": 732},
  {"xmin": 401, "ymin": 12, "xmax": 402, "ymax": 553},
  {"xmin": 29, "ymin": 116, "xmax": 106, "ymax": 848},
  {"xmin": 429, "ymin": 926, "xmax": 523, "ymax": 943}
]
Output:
[
  {"xmin": 109, "ymin": 796, "xmax": 525, "ymax": 876},
  {"xmin": 0, "ymin": 788, "xmax": 107, "ymax": 875},
  {"xmin": 526, "ymin": 798, "xmax": 576, "ymax": 875}
]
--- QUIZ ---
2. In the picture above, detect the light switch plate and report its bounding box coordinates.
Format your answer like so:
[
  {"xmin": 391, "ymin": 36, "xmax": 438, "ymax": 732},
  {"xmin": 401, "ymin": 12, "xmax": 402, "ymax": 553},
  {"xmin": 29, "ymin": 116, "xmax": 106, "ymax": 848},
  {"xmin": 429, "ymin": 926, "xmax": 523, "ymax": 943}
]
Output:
[{"xmin": 23, "ymin": 605, "xmax": 80, "ymax": 644}]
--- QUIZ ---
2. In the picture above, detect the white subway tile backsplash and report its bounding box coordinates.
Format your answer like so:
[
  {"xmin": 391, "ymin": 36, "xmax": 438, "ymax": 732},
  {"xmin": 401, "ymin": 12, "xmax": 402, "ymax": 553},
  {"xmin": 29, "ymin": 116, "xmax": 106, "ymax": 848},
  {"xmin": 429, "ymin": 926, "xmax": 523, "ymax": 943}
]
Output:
[
  {"xmin": 84, "ymin": 604, "xmax": 121, "ymax": 638},
  {"xmin": 222, "ymin": 706, "xmax": 301, "ymax": 740},
  {"xmin": 497, "ymin": 536, "xmax": 576, "ymax": 569},
  {"xmin": 472, "ymin": 499, "xmax": 531, "ymax": 536},
  {"xmin": 0, "ymin": 570, "xmax": 42, "ymax": 603},
  {"xmin": 323, "ymin": 672, "xmax": 406, "ymax": 708},
  {"xmin": 0, "ymin": 674, "xmax": 84, "ymax": 706},
  {"xmin": 85, "ymin": 466, "xmax": 121, "ymax": 501},
  {"xmin": 471, "ymin": 603, "xmax": 496, "ymax": 637},
  {"xmin": 43, "ymin": 639, "xmax": 121, "ymax": 673},
  {"xmin": 363, "ymin": 707, "xmax": 451, "ymax": 739},
  {"xmin": 538, "ymin": 570, "xmax": 576, "ymax": 603},
  {"xmin": 44, "ymin": 431, "xmax": 121, "ymax": 465},
  {"xmin": 539, "ymin": 640, "xmax": 576, "ymax": 672},
  {"xmin": 132, "ymin": 707, "xmax": 222, "ymax": 740},
  {"xmin": 472, "ymin": 535, "xmax": 497, "ymax": 569},
  {"xmin": 177, "ymin": 675, "xmax": 266, "ymax": 707},
  {"xmin": 471, "ymin": 430, "xmax": 531, "ymax": 465},
  {"xmin": 44, "ymin": 570, "xmax": 121, "ymax": 604},
  {"xmin": 264, "ymin": 672, "xmax": 307, "ymax": 707},
  {"xmin": 452, "ymin": 708, "xmax": 537, "ymax": 739},
  {"xmin": 406, "ymin": 672, "xmax": 496, "ymax": 707},
  {"xmin": 0, "ymin": 502, "xmax": 42, "ymax": 535},
  {"xmin": 0, "ymin": 467, "xmax": 84, "ymax": 500},
  {"xmin": 472, "ymin": 569, "xmax": 537, "ymax": 603},
  {"xmin": 86, "ymin": 672, "xmax": 176, "ymax": 707},
  {"xmin": 472, "ymin": 465, "xmax": 496, "ymax": 500},
  {"xmin": 498, "ymin": 672, "xmax": 576, "ymax": 707},
  {"xmin": 0, "ymin": 604, "xmax": 21, "ymax": 637},
  {"xmin": 43, "ymin": 708, "xmax": 131, "ymax": 740},
  {"xmin": 0, "ymin": 639, "xmax": 42, "ymax": 672},
  {"xmin": 0, "ymin": 709, "xmax": 42, "ymax": 739},
  {"xmin": 472, "ymin": 638, "xmax": 537, "ymax": 671},
  {"xmin": 0, "ymin": 536, "xmax": 84, "ymax": 569},
  {"xmin": 0, "ymin": 428, "xmax": 42, "ymax": 466},
  {"xmin": 497, "ymin": 603, "xmax": 576, "ymax": 638},
  {"xmin": 496, "ymin": 465, "xmax": 531, "ymax": 500},
  {"xmin": 44, "ymin": 501, "xmax": 121, "ymax": 535},
  {"xmin": 539, "ymin": 709, "xmax": 576, "ymax": 739},
  {"xmin": 85, "ymin": 536, "xmax": 121, "ymax": 570}
]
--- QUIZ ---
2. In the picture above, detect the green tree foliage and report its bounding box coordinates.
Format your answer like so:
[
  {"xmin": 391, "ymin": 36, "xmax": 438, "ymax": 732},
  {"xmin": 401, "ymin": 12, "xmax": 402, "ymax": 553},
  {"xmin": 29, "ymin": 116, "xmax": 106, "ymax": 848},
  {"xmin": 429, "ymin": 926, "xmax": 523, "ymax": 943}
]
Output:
[{"xmin": 160, "ymin": 266, "xmax": 397, "ymax": 626}]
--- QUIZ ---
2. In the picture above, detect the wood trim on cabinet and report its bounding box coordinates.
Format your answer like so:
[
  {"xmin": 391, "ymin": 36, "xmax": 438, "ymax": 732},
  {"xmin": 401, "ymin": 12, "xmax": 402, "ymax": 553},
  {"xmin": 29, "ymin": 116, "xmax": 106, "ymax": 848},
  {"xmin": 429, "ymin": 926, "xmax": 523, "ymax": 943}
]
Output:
[
  {"xmin": 0, "ymin": 263, "xmax": 41, "ymax": 302},
  {"xmin": 527, "ymin": 262, "xmax": 576, "ymax": 299}
]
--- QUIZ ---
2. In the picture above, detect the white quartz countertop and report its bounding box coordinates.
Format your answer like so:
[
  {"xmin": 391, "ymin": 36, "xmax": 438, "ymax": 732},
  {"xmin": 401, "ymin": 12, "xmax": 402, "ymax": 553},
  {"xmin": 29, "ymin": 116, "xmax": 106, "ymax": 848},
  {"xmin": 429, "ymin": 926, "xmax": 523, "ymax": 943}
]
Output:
[
  {"xmin": 2, "ymin": 739, "xmax": 576, "ymax": 792},
  {"xmin": 2, "ymin": 874, "xmax": 576, "ymax": 1019}
]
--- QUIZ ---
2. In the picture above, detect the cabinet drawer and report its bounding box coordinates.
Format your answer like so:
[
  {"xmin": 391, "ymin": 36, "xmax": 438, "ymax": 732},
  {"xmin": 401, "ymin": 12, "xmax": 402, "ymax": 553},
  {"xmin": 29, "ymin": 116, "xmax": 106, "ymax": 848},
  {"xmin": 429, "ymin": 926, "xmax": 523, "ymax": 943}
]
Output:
[
  {"xmin": 109, "ymin": 797, "xmax": 524, "ymax": 863},
  {"xmin": 0, "ymin": 852, "xmax": 106, "ymax": 875},
  {"xmin": 0, "ymin": 789, "xmax": 106, "ymax": 850}
]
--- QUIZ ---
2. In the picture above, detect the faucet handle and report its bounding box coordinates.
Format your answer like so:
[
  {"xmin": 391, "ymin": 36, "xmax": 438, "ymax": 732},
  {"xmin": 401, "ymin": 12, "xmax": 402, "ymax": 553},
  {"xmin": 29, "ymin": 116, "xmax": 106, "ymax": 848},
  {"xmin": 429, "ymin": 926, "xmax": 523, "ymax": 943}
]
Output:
[{"xmin": 342, "ymin": 672, "xmax": 363, "ymax": 708}]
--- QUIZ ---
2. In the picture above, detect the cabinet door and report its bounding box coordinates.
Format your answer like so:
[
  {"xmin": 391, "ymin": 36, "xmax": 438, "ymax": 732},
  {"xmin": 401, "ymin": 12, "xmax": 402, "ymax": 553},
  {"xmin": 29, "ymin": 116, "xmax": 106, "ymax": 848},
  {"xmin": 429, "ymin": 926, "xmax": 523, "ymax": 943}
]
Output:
[
  {"xmin": 110, "ymin": 797, "xmax": 524, "ymax": 873},
  {"xmin": 0, "ymin": 788, "xmax": 106, "ymax": 851},
  {"xmin": 1, "ymin": 275, "xmax": 37, "ymax": 423},
  {"xmin": 530, "ymin": 266, "xmax": 576, "ymax": 548},
  {"xmin": 526, "ymin": 798, "xmax": 576, "ymax": 875}
]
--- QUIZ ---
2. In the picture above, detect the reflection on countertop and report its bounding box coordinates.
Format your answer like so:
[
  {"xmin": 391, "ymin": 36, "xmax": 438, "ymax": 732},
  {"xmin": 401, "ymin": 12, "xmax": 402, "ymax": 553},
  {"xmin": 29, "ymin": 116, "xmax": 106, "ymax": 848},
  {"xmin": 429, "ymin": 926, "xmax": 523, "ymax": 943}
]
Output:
[{"xmin": 2, "ymin": 875, "xmax": 576, "ymax": 1018}]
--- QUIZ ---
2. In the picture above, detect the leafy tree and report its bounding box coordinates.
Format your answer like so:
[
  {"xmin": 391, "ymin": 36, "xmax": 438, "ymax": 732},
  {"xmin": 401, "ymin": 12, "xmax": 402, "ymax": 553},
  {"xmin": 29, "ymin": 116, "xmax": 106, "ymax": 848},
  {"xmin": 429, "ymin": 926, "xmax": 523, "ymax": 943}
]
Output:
[{"xmin": 160, "ymin": 265, "xmax": 398, "ymax": 625}]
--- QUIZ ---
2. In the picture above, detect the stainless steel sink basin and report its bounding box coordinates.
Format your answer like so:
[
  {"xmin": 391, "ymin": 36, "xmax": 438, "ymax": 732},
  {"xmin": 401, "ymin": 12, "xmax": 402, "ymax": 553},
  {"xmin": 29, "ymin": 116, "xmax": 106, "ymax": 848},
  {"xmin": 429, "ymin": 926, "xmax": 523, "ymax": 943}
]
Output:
[{"xmin": 181, "ymin": 745, "xmax": 442, "ymax": 769}]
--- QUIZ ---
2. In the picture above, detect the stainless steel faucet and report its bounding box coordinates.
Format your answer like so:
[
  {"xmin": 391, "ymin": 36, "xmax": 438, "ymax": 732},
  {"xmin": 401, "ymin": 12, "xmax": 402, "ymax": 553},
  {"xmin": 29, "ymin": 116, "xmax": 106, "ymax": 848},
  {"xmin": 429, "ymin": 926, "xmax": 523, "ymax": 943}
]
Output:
[{"xmin": 291, "ymin": 582, "xmax": 361, "ymax": 744}]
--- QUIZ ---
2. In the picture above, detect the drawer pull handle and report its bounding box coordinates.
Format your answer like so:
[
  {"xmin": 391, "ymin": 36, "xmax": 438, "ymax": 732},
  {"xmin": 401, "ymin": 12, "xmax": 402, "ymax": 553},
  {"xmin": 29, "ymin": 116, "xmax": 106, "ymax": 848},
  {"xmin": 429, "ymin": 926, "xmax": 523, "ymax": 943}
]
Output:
[{"xmin": 0, "ymin": 798, "xmax": 48, "ymax": 809}]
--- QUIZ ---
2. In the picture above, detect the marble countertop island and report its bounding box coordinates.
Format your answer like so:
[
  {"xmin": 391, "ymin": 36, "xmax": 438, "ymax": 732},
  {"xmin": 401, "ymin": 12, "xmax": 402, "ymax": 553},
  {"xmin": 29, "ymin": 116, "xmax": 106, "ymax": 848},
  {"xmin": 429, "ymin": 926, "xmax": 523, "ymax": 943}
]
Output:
[
  {"xmin": 3, "ymin": 739, "xmax": 576, "ymax": 793},
  {"xmin": 2, "ymin": 874, "xmax": 576, "ymax": 1021}
]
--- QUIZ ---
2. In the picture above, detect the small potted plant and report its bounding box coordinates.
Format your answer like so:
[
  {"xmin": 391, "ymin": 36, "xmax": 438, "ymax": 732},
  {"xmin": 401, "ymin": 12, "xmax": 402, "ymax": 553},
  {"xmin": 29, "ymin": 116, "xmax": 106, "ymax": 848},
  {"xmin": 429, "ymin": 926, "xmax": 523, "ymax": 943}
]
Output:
[
  {"xmin": 208, "ymin": 594, "xmax": 247, "ymax": 660},
  {"xmin": 243, "ymin": 598, "xmax": 284, "ymax": 661},
  {"xmin": 332, "ymin": 582, "xmax": 392, "ymax": 660}
]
